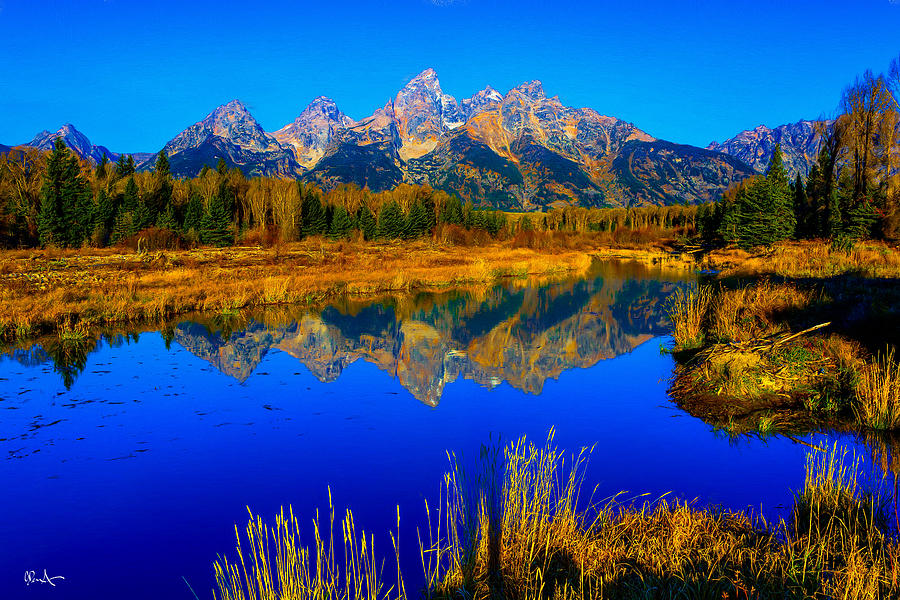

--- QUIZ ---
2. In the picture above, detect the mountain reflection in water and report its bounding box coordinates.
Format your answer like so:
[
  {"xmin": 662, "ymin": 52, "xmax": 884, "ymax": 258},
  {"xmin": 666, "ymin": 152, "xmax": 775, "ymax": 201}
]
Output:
[{"xmin": 155, "ymin": 261, "xmax": 690, "ymax": 405}]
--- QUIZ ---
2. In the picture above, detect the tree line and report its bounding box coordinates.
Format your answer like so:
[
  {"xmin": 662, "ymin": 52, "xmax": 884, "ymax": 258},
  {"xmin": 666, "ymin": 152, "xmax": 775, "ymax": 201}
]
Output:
[{"xmin": 0, "ymin": 137, "xmax": 700, "ymax": 250}]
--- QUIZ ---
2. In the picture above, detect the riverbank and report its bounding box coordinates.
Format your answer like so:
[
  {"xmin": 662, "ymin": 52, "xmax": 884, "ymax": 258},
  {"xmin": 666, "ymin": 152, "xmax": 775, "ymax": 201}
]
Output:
[
  {"xmin": 668, "ymin": 240, "xmax": 900, "ymax": 434},
  {"xmin": 0, "ymin": 237, "xmax": 694, "ymax": 342},
  {"xmin": 214, "ymin": 433, "xmax": 900, "ymax": 600}
]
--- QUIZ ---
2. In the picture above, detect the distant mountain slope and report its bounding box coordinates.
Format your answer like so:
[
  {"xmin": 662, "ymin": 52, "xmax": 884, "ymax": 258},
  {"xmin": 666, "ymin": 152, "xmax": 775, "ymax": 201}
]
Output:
[
  {"xmin": 613, "ymin": 140, "xmax": 757, "ymax": 206},
  {"xmin": 27, "ymin": 124, "xmax": 118, "ymax": 165},
  {"xmin": 272, "ymin": 96, "xmax": 354, "ymax": 169},
  {"xmin": 707, "ymin": 120, "xmax": 826, "ymax": 178},
  {"xmin": 306, "ymin": 70, "xmax": 753, "ymax": 207},
  {"xmin": 157, "ymin": 100, "xmax": 300, "ymax": 177}
]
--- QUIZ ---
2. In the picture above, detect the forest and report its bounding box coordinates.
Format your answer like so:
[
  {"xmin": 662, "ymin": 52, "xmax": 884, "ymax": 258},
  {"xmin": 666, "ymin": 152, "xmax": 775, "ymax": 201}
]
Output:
[{"xmin": 0, "ymin": 139, "xmax": 699, "ymax": 250}]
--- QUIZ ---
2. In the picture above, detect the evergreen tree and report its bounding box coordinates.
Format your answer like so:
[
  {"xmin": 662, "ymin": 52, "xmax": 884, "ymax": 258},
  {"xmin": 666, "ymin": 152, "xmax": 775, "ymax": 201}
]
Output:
[
  {"xmin": 407, "ymin": 200, "xmax": 430, "ymax": 238},
  {"xmin": 154, "ymin": 150, "xmax": 170, "ymax": 178},
  {"xmin": 356, "ymin": 204, "xmax": 377, "ymax": 240},
  {"xmin": 519, "ymin": 214, "xmax": 534, "ymax": 232},
  {"xmin": 329, "ymin": 206, "xmax": 353, "ymax": 239},
  {"xmin": 765, "ymin": 143, "xmax": 796, "ymax": 240},
  {"xmin": 440, "ymin": 195, "xmax": 464, "ymax": 225},
  {"xmin": 216, "ymin": 158, "xmax": 228, "ymax": 175},
  {"xmin": 38, "ymin": 138, "xmax": 92, "ymax": 247},
  {"xmin": 199, "ymin": 164, "xmax": 211, "ymax": 178},
  {"xmin": 183, "ymin": 191, "xmax": 203, "ymax": 233},
  {"xmin": 96, "ymin": 154, "xmax": 109, "ymax": 180},
  {"xmin": 93, "ymin": 188, "xmax": 115, "ymax": 245},
  {"xmin": 114, "ymin": 154, "xmax": 129, "ymax": 178},
  {"xmin": 377, "ymin": 201, "xmax": 406, "ymax": 239},
  {"xmin": 38, "ymin": 138, "xmax": 69, "ymax": 246},
  {"xmin": 792, "ymin": 174, "xmax": 812, "ymax": 238},
  {"xmin": 122, "ymin": 177, "xmax": 140, "ymax": 215},
  {"xmin": 301, "ymin": 193, "xmax": 327, "ymax": 237},
  {"xmin": 155, "ymin": 203, "xmax": 177, "ymax": 230},
  {"xmin": 735, "ymin": 178, "xmax": 778, "ymax": 248},
  {"xmin": 200, "ymin": 191, "xmax": 233, "ymax": 246},
  {"xmin": 110, "ymin": 211, "xmax": 133, "ymax": 245}
]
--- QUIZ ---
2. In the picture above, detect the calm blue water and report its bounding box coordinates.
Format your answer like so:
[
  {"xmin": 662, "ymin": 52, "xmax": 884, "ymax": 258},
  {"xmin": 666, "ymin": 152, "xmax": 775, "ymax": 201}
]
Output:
[{"xmin": 0, "ymin": 261, "xmax": 887, "ymax": 600}]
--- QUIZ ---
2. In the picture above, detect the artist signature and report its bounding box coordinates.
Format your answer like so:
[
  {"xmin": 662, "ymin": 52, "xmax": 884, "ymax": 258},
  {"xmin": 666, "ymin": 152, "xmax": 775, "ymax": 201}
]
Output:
[{"xmin": 24, "ymin": 569, "xmax": 65, "ymax": 587}]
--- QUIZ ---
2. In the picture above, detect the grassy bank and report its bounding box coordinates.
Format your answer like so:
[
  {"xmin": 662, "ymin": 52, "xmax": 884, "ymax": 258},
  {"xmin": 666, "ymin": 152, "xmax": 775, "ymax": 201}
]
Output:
[
  {"xmin": 213, "ymin": 432, "xmax": 900, "ymax": 600},
  {"xmin": 0, "ymin": 235, "xmax": 699, "ymax": 343},
  {"xmin": 667, "ymin": 240, "xmax": 900, "ymax": 434},
  {"xmin": 0, "ymin": 237, "xmax": 688, "ymax": 342}
]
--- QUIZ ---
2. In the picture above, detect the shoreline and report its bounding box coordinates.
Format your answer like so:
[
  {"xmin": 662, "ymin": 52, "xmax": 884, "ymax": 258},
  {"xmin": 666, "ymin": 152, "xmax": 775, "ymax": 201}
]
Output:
[
  {"xmin": 666, "ymin": 241, "xmax": 900, "ymax": 435},
  {"xmin": 0, "ymin": 238, "xmax": 693, "ymax": 342}
]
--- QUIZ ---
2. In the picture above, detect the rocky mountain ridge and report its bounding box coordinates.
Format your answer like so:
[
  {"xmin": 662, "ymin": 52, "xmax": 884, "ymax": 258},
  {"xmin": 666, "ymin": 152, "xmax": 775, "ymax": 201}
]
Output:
[
  {"xmin": 27, "ymin": 123, "xmax": 119, "ymax": 165},
  {"xmin": 5, "ymin": 72, "xmax": 829, "ymax": 207},
  {"xmin": 707, "ymin": 120, "xmax": 826, "ymax": 178}
]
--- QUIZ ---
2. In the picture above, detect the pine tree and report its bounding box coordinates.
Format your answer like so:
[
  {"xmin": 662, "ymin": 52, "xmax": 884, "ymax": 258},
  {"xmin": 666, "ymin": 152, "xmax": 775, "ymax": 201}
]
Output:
[
  {"xmin": 154, "ymin": 150, "xmax": 170, "ymax": 178},
  {"xmin": 96, "ymin": 154, "xmax": 109, "ymax": 180},
  {"xmin": 377, "ymin": 201, "xmax": 406, "ymax": 239},
  {"xmin": 200, "ymin": 191, "xmax": 233, "ymax": 246},
  {"xmin": 519, "ymin": 214, "xmax": 534, "ymax": 232},
  {"xmin": 94, "ymin": 188, "xmax": 114, "ymax": 232},
  {"xmin": 734, "ymin": 178, "xmax": 777, "ymax": 248},
  {"xmin": 216, "ymin": 158, "xmax": 228, "ymax": 175},
  {"xmin": 407, "ymin": 200, "xmax": 430, "ymax": 238},
  {"xmin": 792, "ymin": 174, "xmax": 812, "ymax": 238},
  {"xmin": 114, "ymin": 154, "xmax": 128, "ymax": 178},
  {"xmin": 38, "ymin": 138, "xmax": 69, "ymax": 246},
  {"xmin": 356, "ymin": 204, "xmax": 376, "ymax": 240},
  {"xmin": 110, "ymin": 211, "xmax": 133, "ymax": 245},
  {"xmin": 765, "ymin": 143, "xmax": 795, "ymax": 240},
  {"xmin": 183, "ymin": 191, "xmax": 203, "ymax": 233},
  {"xmin": 440, "ymin": 196, "xmax": 464, "ymax": 225},
  {"xmin": 155, "ymin": 203, "xmax": 177, "ymax": 230},
  {"xmin": 329, "ymin": 206, "xmax": 353, "ymax": 239},
  {"xmin": 37, "ymin": 138, "xmax": 93, "ymax": 247},
  {"xmin": 301, "ymin": 193, "xmax": 327, "ymax": 237}
]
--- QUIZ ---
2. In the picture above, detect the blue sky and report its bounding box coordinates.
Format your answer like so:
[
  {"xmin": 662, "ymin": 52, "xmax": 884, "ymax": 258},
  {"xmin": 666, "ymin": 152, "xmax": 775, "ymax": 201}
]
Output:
[{"xmin": 0, "ymin": 0, "xmax": 898, "ymax": 152}]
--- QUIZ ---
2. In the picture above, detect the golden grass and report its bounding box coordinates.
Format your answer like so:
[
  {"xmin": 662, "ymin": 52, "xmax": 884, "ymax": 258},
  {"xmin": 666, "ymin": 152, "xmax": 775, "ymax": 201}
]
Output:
[
  {"xmin": 0, "ymin": 238, "xmax": 624, "ymax": 341},
  {"xmin": 218, "ymin": 433, "xmax": 900, "ymax": 600},
  {"xmin": 214, "ymin": 493, "xmax": 399, "ymax": 600},
  {"xmin": 665, "ymin": 286, "xmax": 711, "ymax": 348},
  {"xmin": 855, "ymin": 348, "xmax": 900, "ymax": 430},
  {"xmin": 710, "ymin": 240, "xmax": 900, "ymax": 279}
]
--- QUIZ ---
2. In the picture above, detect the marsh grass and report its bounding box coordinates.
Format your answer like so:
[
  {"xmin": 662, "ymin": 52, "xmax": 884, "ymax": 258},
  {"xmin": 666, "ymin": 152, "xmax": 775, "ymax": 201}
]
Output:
[
  {"xmin": 214, "ymin": 434, "xmax": 900, "ymax": 600},
  {"xmin": 666, "ymin": 286, "xmax": 711, "ymax": 348},
  {"xmin": 709, "ymin": 241, "xmax": 900, "ymax": 279},
  {"xmin": 214, "ymin": 492, "xmax": 401, "ymax": 600},
  {"xmin": 855, "ymin": 348, "xmax": 900, "ymax": 430},
  {"xmin": 0, "ymin": 240, "xmax": 607, "ymax": 342}
]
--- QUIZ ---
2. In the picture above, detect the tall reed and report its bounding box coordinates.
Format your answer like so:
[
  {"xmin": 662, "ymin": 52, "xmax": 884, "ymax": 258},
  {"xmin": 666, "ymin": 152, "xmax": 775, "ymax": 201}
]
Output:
[
  {"xmin": 214, "ymin": 491, "xmax": 401, "ymax": 600},
  {"xmin": 855, "ymin": 347, "xmax": 900, "ymax": 430},
  {"xmin": 666, "ymin": 285, "xmax": 711, "ymax": 348}
]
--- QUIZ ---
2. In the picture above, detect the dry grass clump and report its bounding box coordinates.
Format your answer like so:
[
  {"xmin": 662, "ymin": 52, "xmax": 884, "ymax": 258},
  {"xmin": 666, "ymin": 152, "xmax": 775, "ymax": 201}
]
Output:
[
  {"xmin": 217, "ymin": 434, "xmax": 900, "ymax": 600},
  {"xmin": 665, "ymin": 286, "xmax": 711, "ymax": 348},
  {"xmin": 708, "ymin": 281, "xmax": 813, "ymax": 343},
  {"xmin": 855, "ymin": 348, "xmax": 900, "ymax": 430},
  {"xmin": 214, "ymin": 495, "xmax": 400, "ymax": 600}
]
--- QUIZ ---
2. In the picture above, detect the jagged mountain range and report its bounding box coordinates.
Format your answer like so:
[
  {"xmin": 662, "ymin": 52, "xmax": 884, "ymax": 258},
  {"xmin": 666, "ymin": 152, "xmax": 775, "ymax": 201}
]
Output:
[
  {"xmin": 3, "ymin": 69, "xmax": 826, "ymax": 207},
  {"xmin": 706, "ymin": 120, "xmax": 826, "ymax": 179}
]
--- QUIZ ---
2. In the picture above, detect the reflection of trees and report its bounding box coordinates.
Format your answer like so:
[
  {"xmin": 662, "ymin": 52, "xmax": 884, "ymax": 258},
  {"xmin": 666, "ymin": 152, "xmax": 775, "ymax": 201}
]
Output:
[{"xmin": 42, "ymin": 336, "xmax": 97, "ymax": 390}]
